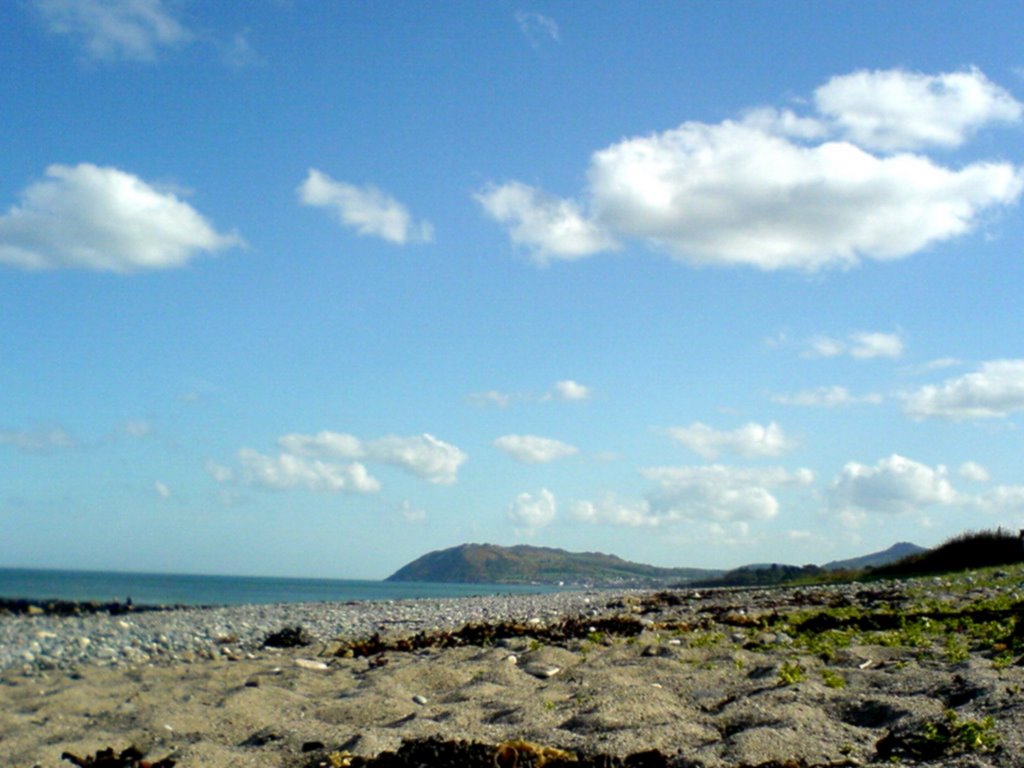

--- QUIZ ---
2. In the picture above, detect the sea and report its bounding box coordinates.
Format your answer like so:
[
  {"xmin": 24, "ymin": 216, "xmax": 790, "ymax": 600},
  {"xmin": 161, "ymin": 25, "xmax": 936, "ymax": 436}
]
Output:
[{"xmin": 0, "ymin": 568, "xmax": 567, "ymax": 608}]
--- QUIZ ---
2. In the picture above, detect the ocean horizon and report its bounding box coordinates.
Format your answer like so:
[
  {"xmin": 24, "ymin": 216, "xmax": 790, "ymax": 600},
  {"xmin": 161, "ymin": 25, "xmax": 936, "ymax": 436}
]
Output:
[{"xmin": 0, "ymin": 567, "xmax": 568, "ymax": 607}]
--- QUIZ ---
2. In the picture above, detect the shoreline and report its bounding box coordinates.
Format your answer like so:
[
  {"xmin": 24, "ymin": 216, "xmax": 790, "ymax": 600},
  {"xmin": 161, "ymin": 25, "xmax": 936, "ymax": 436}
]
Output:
[{"xmin": 3, "ymin": 571, "xmax": 1024, "ymax": 767}]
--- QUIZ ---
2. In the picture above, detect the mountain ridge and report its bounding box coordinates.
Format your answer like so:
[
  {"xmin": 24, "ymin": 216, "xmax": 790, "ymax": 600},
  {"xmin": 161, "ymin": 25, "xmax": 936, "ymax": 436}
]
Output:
[
  {"xmin": 385, "ymin": 543, "xmax": 720, "ymax": 586},
  {"xmin": 386, "ymin": 541, "xmax": 926, "ymax": 587}
]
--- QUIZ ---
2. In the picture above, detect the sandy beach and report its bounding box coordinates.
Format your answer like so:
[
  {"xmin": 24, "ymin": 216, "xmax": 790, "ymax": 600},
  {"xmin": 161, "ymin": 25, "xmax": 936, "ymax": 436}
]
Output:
[{"xmin": 3, "ymin": 570, "xmax": 1024, "ymax": 767}]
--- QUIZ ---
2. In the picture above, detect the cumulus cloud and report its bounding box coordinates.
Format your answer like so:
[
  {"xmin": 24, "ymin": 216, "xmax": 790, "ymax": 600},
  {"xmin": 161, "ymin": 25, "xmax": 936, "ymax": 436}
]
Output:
[
  {"xmin": 215, "ymin": 431, "xmax": 467, "ymax": 493},
  {"xmin": 959, "ymin": 461, "xmax": 991, "ymax": 482},
  {"xmin": 366, "ymin": 434, "xmax": 467, "ymax": 485},
  {"xmin": 830, "ymin": 454, "xmax": 958, "ymax": 515},
  {"xmin": 550, "ymin": 380, "xmax": 591, "ymax": 401},
  {"xmin": 507, "ymin": 488, "xmax": 557, "ymax": 533},
  {"xmin": 772, "ymin": 385, "xmax": 884, "ymax": 407},
  {"xmin": 570, "ymin": 496, "xmax": 659, "ymax": 528},
  {"xmin": 34, "ymin": 0, "xmax": 191, "ymax": 62},
  {"xmin": 238, "ymin": 448, "xmax": 380, "ymax": 494},
  {"xmin": 0, "ymin": 164, "xmax": 239, "ymax": 272},
  {"xmin": 643, "ymin": 465, "xmax": 813, "ymax": 523},
  {"xmin": 814, "ymin": 68, "xmax": 1023, "ymax": 151},
  {"xmin": 665, "ymin": 422, "xmax": 794, "ymax": 460},
  {"xmin": 0, "ymin": 426, "xmax": 76, "ymax": 453},
  {"xmin": 298, "ymin": 169, "xmax": 432, "ymax": 245},
  {"xmin": 573, "ymin": 465, "xmax": 812, "ymax": 528},
  {"xmin": 494, "ymin": 434, "xmax": 578, "ymax": 464},
  {"xmin": 802, "ymin": 331, "xmax": 904, "ymax": 359},
  {"xmin": 278, "ymin": 431, "xmax": 363, "ymax": 459},
  {"xmin": 479, "ymin": 68, "xmax": 1023, "ymax": 270},
  {"xmin": 475, "ymin": 182, "xmax": 617, "ymax": 263},
  {"xmin": 277, "ymin": 430, "xmax": 467, "ymax": 485},
  {"xmin": 904, "ymin": 359, "xmax": 1024, "ymax": 420}
]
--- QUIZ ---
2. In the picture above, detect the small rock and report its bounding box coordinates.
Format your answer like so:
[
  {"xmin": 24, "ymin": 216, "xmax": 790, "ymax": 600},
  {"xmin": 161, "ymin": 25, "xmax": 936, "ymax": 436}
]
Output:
[
  {"xmin": 412, "ymin": 695, "xmax": 428, "ymax": 705},
  {"xmin": 525, "ymin": 664, "xmax": 561, "ymax": 679},
  {"xmin": 294, "ymin": 658, "xmax": 329, "ymax": 671}
]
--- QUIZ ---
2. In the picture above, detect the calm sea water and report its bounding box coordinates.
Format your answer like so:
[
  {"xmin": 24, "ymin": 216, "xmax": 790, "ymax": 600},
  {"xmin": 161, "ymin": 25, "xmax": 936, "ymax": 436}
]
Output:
[{"xmin": 0, "ymin": 568, "xmax": 566, "ymax": 607}]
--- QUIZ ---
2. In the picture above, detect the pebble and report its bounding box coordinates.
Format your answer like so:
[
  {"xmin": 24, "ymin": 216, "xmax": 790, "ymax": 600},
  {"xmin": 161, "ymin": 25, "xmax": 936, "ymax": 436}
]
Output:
[
  {"xmin": 412, "ymin": 695, "xmax": 428, "ymax": 705},
  {"xmin": 0, "ymin": 589, "xmax": 615, "ymax": 676},
  {"xmin": 525, "ymin": 664, "xmax": 561, "ymax": 679}
]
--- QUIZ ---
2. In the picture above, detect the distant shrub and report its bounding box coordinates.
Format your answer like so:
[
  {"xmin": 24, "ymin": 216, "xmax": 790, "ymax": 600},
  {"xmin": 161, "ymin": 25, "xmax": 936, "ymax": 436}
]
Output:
[{"xmin": 872, "ymin": 528, "xmax": 1023, "ymax": 579}]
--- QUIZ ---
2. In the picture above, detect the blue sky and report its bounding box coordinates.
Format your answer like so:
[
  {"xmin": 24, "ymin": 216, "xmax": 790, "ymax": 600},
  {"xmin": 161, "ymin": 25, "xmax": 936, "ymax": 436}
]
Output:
[{"xmin": 3, "ymin": 1, "xmax": 1024, "ymax": 579}]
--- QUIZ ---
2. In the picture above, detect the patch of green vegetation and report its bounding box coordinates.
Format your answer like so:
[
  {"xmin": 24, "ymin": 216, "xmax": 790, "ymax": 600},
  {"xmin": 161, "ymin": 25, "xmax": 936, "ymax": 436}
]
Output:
[
  {"xmin": 777, "ymin": 661, "xmax": 806, "ymax": 686},
  {"xmin": 918, "ymin": 710, "xmax": 1000, "ymax": 755},
  {"xmin": 687, "ymin": 630, "xmax": 724, "ymax": 649},
  {"xmin": 992, "ymin": 652, "xmax": 1015, "ymax": 670},
  {"xmin": 586, "ymin": 630, "xmax": 606, "ymax": 645},
  {"xmin": 944, "ymin": 635, "xmax": 970, "ymax": 664},
  {"xmin": 793, "ymin": 627, "xmax": 856, "ymax": 661},
  {"xmin": 821, "ymin": 668, "xmax": 846, "ymax": 689}
]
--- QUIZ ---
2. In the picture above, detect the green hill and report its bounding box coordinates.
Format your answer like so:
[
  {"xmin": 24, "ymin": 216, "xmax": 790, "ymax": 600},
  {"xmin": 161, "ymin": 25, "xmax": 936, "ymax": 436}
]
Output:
[{"xmin": 385, "ymin": 543, "xmax": 720, "ymax": 586}]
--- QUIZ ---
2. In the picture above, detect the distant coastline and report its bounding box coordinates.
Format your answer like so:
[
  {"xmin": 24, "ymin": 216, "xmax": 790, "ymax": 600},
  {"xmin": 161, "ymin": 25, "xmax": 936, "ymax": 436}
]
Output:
[{"xmin": 0, "ymin": 567, "xmax": 568, "ymax": 608}]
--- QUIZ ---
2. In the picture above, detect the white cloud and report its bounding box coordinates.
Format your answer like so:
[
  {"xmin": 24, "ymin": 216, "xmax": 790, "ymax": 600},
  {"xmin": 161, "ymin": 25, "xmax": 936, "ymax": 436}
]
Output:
[
  {"xmin": 959, "ymin": 461, "xmax": 991, "ymax": 482},
  {"xmin": 904, "ymin": 359, "xmax": 1024, "ymax": 420},
  {"xmin": 573, "ymin": 465, "xmax": 812, "ymax": 528},
  {"xmin": 970, "ymin": 485, "xmax": 1024, "ymax": 515},
  {"xmin": 814, "ymin": 68, "xmax": 1023, "ymax": 152},
  {"xmin": 515, "ymin": 11, "xmax": 559, "ymax": 47},
  {"xmin": 298, "ymin": 169, "xmax": 432, "ymax": 245},
  {"xmin": 278, "ymin": 431, "xmax": 364, "ymax": 459},
  {"xmin": 0, "ymin": 426, "xmax": 76, "ymax": 453},
  {"xmin": 35, "ymin": 0, "xmax": 191, "ymax": 62},
  {"xmin": 772, "ymin": 385, "xmax": 884, "ymax": 407},
  {"xmin": 494, "ymin": 434, "xmax": 578, "ymax": 464},
  {"xmin": 830, "ymin": 454, "xmax": 958, "ymax": 515},
  {"xmin": 570, "ymin": 496, "xmax": 659, "ymax": 528},
  {"xmin": 468, "ymin": 390, "xmax": 513, "ymax": 409},
  {"xmin": 642, "ymin": 465, "xmax": 813, "ymax": 523},
  {"xmin": 272, "ymin": 430, "xmax": 467, "ymax": 485},
  {"xmin": 802, "ymin": 331, "xmax": 904, "ymax": 359},
  {"xmin": 849, "ymin": 332, "xmax": 905, "ymax": 359},
  {"xmin": 395, "ymin": 500, "xmax": 427, "ymax": 523},
  {"xmin": 479, "ymin": 68, "xmax": 1023, "ymax": 270},
  {"xmin": 469, "ymin": 380, "xmax": 590, "ymax": 407},
  {"xmin": 665, "ymin": 421, "xmax": 794, "ymax": 460},
  {"xmin": 154, "ymin": 480, "xmax": 171, "ymax": 499},
  {"xmin": 238, "ymin": 448, "xmax": 380, "ymax": 494},
  {"xmin": 550, "ymin": 379, "xmax": 591, "ymax": 401},
  {"xmin": 507, "ymin": 488, "xmax": 557, "ymax": 533},
  {"xmin": 475, "ymin": 181, "xmax": 617, "ymax": 263},
  {"xmin": 366, "ymin": 434, "xmax": 467, "ymax": 485},
  {"xmin": 0, "ymin": 164, "xmax": 240, "ymax": 272},
  {"xmin": 204, "ymin": 460, "xmax": 235, "ymax": 484},
  {"xmin": 901, "ymin": 357, "xmax": 963, "ymax": 376},
  {"xmin": 805, "ymin": 335, "xmax": 847, "ymax": 358}
]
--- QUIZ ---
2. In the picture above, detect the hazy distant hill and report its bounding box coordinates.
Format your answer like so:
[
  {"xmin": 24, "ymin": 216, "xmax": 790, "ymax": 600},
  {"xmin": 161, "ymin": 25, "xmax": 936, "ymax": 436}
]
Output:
[
  {"xmin": 823, "ymin": 542, "xmax": 925, "ymax": 571},
  {"xmin": 385, "ymin": 543, "xmax": 721, "ymax": 586},
  {"xmin": 691, "ymin": 542, "xmax": 926, "ymax": 588}
]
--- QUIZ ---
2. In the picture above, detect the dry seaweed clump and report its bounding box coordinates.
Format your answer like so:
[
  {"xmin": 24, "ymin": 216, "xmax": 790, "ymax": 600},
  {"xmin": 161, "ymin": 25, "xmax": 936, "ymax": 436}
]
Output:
[
  {"xmin": 331, "ymin": 614, "xmax": 648, "ymax": 657},
  {"xmin": 300, "ymin": 737, "xmax": 705, "ymax": 768},
  {"xmin": 61, "ymin": 745, "xmax": 175, "ymax": 767}
]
